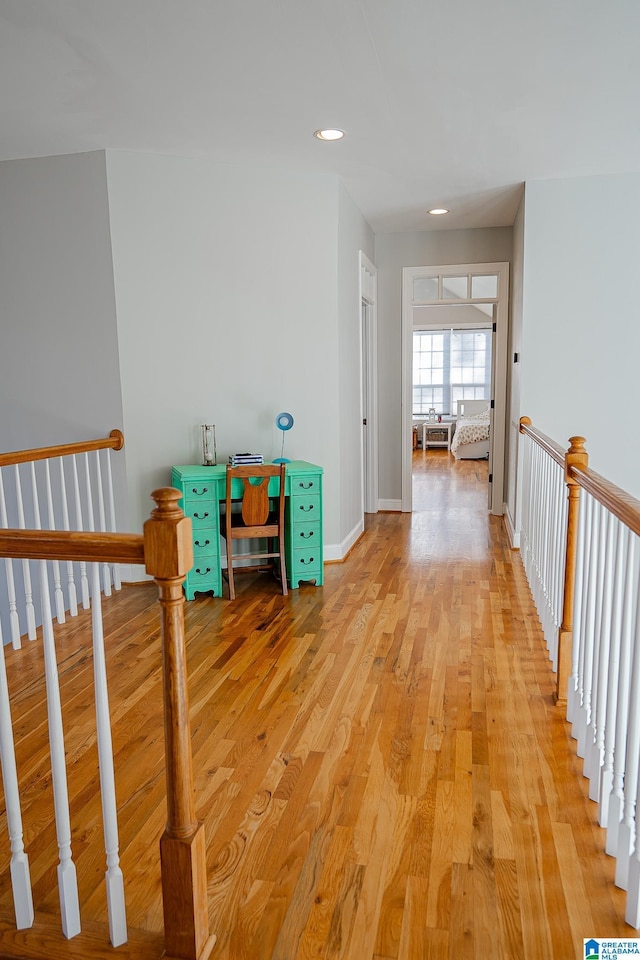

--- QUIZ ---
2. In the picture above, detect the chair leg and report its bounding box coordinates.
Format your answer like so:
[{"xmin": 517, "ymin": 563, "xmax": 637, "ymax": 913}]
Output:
[
  {"xmin": 279, "ymin": 538, "xmax": 288, "ymax": 596},
  {"xmin": 226, "ymin": 551, "xmax": 236, "ymax": 600}
]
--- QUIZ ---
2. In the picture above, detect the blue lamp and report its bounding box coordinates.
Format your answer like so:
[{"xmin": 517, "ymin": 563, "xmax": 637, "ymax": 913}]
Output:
[{"xmin": 274, "ymin": 411, "xmax": 294, "ymax": 463}]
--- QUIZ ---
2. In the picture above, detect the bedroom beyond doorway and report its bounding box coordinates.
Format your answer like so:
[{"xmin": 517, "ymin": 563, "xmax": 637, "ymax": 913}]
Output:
[{"xmin": 401, "ymin": 262, "xmax": 509, "ymax": 515}]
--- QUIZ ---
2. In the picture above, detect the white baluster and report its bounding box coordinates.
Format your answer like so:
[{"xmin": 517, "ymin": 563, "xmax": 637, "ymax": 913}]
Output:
[
  {"xmin": 607, "ymin": 533, "xmax": 637, "ymax": 856},
  {"xmin": 71, "ymin": 455, "xmax": 89, "ymax": 610},
  {"xmin": 44, "ymin": 460, "xmax": 65, "ymax": 624},
  {"xmin": 567, "ymin": 491, "xmax": 587, "ymax": 723},
  {"xmin": 525, "ymin": 436, "xmax": 534, "ymax": 579},
  {"xmin": 549, "ymin": 460, "xmax": 563, "ymax": 664},
  {"xmin": 520, "ymin": 437, "xmax": 529, "ymax": 571},
  {"xmin": 575, "ymin": 496, "xmax": 598, "ymax": 757},
  {"xmin": 583, "ymin": 502, "xmax": 606, "ymax": 777},
  {"xmin": 93, "ymin": 452, "xmax": 112, "ymax": 597},
  {"xmin": 627, "ymin": 840, "xmax": 640, "ymax": 927},
  {"xmin": 0, "ymin": 469, "xmax": 21, "ymax": 649},
  {"xmin": 58, "ymin": 459, "xmax": 78, "ymax": 618},
  {"xmin": 38, "ymin": 557, "xmax": 81, "ymax": 936},
  {"xmin": 14, "ymin": 465, "xmax": 36, "ymax": 641},
  {"xmin": 105, "ymin": 449, "xmax": 121, "ymax": 591},
  {"xmin": 29, "ymin": 462, "xmax": 59, "ymax": 660},
  {"xmin": 586, "ymin": 510, "xmax": 615, "ymax": 800},
  {"xmin": 616, "ymin": 558, "xmax": 640, "ymax": 891},
  {"xmin": 0, "ymin": 618, "xmax": 34, "ymax": 928},
  {"xmin": 599, "ymin": 520, "xmax": 625, "ymax": 825},
  {"xmin": 626, "ymin": 629, "xmax": 640, "ymax": 927},
  {"xmin": 90, "ymin": 563, "xmax": 127, "ymax": 945}
]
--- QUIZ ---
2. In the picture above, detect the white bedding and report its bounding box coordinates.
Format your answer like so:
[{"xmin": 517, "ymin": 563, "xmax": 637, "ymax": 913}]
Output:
[{"xmin": 451, "ymin": 402, "xmax": 490, "ymax": 459}]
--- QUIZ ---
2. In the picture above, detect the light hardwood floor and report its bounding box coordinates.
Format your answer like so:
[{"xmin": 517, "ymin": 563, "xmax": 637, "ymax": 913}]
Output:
[{"xmin": 0, "ymin": 450, "xmax": 632, "ymax": 959}]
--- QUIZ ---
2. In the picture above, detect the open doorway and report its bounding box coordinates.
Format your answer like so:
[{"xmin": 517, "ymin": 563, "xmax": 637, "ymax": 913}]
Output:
[{"xmin": 401, "ymin": 263, "xmax": 509, "ymax": 514}]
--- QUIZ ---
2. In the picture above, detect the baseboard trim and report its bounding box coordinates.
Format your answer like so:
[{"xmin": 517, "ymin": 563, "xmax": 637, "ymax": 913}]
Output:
[
  {"xmin": 378, "ymin": 499, "xmax": 402, "ymax": 512},
  {"xmin": 504, "ymin": 508, "xmax": 520, "ymax": 549},
  {"xmin": 324, "ymin": 518, "xmax": 364, "ymax": 563}
]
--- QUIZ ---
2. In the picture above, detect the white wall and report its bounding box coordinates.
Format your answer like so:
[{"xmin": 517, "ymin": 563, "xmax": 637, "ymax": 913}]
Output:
[
  {"xmin": 337, "ymin": 182, "xmax": 375, "ymax": 554},
  {"xmin": 0, "ymin": 151, "xmax": 127, "ymax": 638},
  {"xmin": 374, "ymin": 227, "xmax": 514, "ymax": 503},
  {"xmin": 505, "ymin": 193, "xmax": 525, "ymax": 544},
  {"xmin": 105, "ymin": 150, "xmax": 347, "ymax": 550},
  {"xmin": 0, "ymin": 153, "xmax": 125, "ymax": 459},
  {"xmin": 0, "ymin": 151, "xmax": 128, "ymax": 522},
  {"xmin": 521, "ymin": 173, "xmax": 640, "ymax": 498}
]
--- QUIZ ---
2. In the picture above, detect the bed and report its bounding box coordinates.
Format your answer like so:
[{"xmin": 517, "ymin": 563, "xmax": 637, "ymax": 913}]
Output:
[{"xmin": 451, "ymin": 399, "xmax": 491, "ymax": 460}]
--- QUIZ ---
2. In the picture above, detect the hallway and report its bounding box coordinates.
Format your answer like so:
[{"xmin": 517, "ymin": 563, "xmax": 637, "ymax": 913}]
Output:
[{"xmin": 0, "ymin": 451, "xmax": 631, "ymax": 959}]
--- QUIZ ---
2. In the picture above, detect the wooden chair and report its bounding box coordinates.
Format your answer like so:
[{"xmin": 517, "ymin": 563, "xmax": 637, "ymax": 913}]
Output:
[{"xmin": 220, "ymin": 463, "xmax": 288, "ymax": 600}]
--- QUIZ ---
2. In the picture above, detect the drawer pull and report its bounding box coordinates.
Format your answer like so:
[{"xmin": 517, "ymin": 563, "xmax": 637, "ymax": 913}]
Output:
[
  {"xmin": 299, "ymin": 557, "xmax": 315, "ymax": 565},
  {"xmin": 298, "ymin": 481, "xmax": 314, "ymax": 490},
  {"xmin": 299, "ymin": 504, "xmax": 314, "ymax": 513},
  {"xmin": 195, "ymin": 567, "xmax": 211, "ymax": 575},
  {"xmin": 194, "ymin": 539, "xmax": 211, "ymax": 547},
  {"xmin": 193, "ymin": 511, "xmax": 209, "ymax": 519},
  {"xmin": 299, "ymin": 531, "xmax": 314, "ymax": 539},
  {"xmin": 191, "ymin": 486, "xmax": 209, "ymax": 495}
]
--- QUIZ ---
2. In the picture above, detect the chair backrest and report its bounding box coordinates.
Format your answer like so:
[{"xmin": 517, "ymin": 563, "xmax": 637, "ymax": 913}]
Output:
[{"xmin": 225, "ymin": 463, "xmax": 286, "ymax": 529}]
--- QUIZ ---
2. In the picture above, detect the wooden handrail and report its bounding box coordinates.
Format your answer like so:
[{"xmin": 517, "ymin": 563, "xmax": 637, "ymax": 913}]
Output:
[
  {"xmin": 570, "ymin": 465, "xmax": 640, "ymax": 539},
  {"xmin": 0, "ymin": 529, "xmax": 144, "ymax": 564},
  {"xmin": 0, "ymin": 429, "xmax": 124, "ymax": 467},
  {"xmin": 519, "ymin": 416, "xmax": 565, "ymax": 468}
]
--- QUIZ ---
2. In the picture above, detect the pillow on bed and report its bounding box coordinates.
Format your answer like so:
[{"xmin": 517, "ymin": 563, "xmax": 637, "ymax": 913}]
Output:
[{"xmin": 465, "ymin": 405, "xmax": 490, "ymax": 419}]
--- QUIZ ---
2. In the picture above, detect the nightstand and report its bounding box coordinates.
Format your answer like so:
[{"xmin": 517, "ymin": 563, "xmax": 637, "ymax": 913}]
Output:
[{"xmin": 422, "ymin": 421, "xmax": 453, "ymax": 450}]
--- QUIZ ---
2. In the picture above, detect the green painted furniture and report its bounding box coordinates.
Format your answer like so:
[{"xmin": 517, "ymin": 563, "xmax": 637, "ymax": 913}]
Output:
[{"xmin": 171, "ymin": 460, "xmax": 324, "ymax": 599}]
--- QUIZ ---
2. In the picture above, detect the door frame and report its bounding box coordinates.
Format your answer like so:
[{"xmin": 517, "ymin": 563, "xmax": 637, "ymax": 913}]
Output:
[
  {"xmin": 359, "ymin": 251, "xmax": 378, "ymax": 514},
  {"xmin": 401, "ymin": 261, "xmax": 510, "ymax": 514}
]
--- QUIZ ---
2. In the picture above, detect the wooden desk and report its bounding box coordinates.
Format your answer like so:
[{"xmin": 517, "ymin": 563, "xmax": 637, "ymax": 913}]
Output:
[{"xmin": 171, "ymin": 461, "xmax": 324, "ymax": 599}]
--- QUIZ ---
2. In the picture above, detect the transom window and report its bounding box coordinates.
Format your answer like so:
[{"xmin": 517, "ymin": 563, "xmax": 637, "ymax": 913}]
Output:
[{"xmin": 413, "ymin": 328, "xmax": 492, "ymax": 416}]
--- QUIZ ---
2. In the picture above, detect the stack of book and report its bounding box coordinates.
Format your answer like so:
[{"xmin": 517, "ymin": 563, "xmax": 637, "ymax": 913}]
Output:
[{"xmin": 229, "ymin": 453, "xmax": 264, "ymax": 466}]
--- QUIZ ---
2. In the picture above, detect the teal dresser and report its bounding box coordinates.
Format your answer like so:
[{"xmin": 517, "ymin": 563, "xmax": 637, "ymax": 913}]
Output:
[{"xmin": 171, "ymin": 460, "xmax": 324, "ymax": 599}]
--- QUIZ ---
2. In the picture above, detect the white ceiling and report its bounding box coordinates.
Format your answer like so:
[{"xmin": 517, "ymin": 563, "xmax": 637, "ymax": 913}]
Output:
[{"xmin": 1, "ymin": 0, "xmax": 639, "ymax": 233}]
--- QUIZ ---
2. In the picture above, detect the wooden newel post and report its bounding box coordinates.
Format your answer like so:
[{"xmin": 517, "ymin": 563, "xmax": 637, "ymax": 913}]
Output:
[
  {"xmin": 556, "ymin": 438, "xmax": 589, "ymax": 707},
  {"xmin": 144, "ymin": 488, "xmax": 215, "ymax": 960}
]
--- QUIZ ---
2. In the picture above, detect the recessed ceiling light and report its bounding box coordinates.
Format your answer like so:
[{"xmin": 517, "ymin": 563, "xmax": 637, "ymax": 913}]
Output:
[
  {"xmin": 314, "ymin": 129, "xmax": 345, "ymax": 141},
  {"xmin": 428, "ymin": 208, "xmax": 449, "ymax": 216}
]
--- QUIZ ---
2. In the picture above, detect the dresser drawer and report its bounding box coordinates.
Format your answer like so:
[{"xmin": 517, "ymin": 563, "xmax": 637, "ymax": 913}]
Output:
[
  {"xmin": 183, "ymin": 502, "xmax": 218, "ymax": 530},
  {"xmin": 288, "ymin": 493, "xmax": 321, "ymax": 522},
  {"xmin": 184, "ymin": 482, "xmax": 216, "ymax": 500},
  {"xmin": 193, "ymin": 534, "xmax": 217, "ymax": 559},
  {"xmin": 290, "ymin": 521, "xmax": 321, "ymax": 547},
  {"xmin": 184, "ymin": 565, "xmax": 221, "ymax": 600},
  {"xmin": 289, "ymin": 547, "xmax": 322, "ymax": 586},
  {"xmin": 289, "ymin": 476, "xmax": 321, "ymax": 497}
]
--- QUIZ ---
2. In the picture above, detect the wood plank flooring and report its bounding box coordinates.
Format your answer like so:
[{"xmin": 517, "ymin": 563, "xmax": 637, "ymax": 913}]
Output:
[{"xmin": 0, "ymin": 449, "xmax": 632, "ymax": 958}]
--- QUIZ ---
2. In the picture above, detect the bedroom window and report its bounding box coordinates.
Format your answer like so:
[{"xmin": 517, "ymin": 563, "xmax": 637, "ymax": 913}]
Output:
[{"xmin": 413, "ymin": 328, "xmax": 492, "ymax": 415}]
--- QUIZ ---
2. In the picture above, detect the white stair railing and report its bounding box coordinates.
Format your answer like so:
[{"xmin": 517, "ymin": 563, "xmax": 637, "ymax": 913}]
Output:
[
  {"xmin": 0, "ymin": 481, "xmax": 215, "ymax": 960},
  {"xmin": 0, "ymin": 433, "xmax": 124, "ymax": 646},
  {"xmin": 0, "ymin": 430, "xmax": 126, "ymax": 944},
  {"xmin": 519, "ymin": 417, "xmax": 640, "ymax": 929},
  {"xmin": 519, "ymin": 423, "xmax": 567, "ymax": 668}
]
